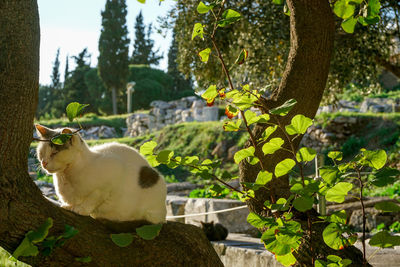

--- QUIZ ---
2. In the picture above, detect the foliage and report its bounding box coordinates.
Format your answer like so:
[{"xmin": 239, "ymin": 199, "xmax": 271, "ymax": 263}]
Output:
[
  {"xmin": 127, "ymin": 65, "xmax": 195, "ymax": 110},
  {"xmin": 11, "ymin": 218, "xmax": 78, "ymax": 260},
  {"xmin": 130, "ymin": 11, "xmax": 162, "ymax": 65},
  {"xmin": 166, "ymin": 0, "xmax": 397, "ymax": 101},
  {"xmin": 189, "ymin": 185, "xmax": 239, "ymax": 200},
  {"xmin": 136, "ymin": 1, "xmax": 398, "ymax": 265},
  {"xmin": 98, "ymin": 0, "xmax": 130, "ymax": 114}
]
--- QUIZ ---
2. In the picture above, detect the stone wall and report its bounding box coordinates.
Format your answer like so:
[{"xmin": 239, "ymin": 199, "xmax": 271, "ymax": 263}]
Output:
[{"xmin": 125, "ymin": 96, "xmax": 220, "ymax": 137}]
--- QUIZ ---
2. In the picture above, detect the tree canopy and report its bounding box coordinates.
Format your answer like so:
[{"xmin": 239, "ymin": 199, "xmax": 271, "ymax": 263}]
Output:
[{"xmin": 170, "ymin": 0, "xmax": 399, "ymax": 101}]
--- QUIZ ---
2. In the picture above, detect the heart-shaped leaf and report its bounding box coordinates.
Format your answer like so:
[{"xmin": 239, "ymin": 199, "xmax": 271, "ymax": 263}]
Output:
[
  {"xmin": 110, "ymin": 233, "xmax": 134, "ymax": 247},
  {"xmin": 136, "ymin": 224, "xmax": 163, "ymax": 240}
]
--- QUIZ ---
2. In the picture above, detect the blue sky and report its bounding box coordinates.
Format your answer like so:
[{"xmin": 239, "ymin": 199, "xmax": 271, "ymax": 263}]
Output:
[{"xmin": 38, "ymin": 0, "xmax": 175, "ymax": 85}]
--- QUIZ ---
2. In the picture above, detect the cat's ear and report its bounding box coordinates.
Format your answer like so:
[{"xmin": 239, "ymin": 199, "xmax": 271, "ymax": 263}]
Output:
[
  {"xmin": 62, "ymin": 128, "xmax": 73, "ymax": 134},
  {"xmin": 35, "ymin": 124, "xmax": 51, "ymax": 137}
]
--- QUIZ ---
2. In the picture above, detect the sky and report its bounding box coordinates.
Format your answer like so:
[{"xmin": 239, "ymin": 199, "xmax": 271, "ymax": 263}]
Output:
[{"xmin": 38, "ymin": 0, "xmax": 175, "ymax": 85}]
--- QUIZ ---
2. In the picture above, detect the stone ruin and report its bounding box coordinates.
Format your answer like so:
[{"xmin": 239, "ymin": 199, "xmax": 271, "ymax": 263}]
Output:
[{"xmin": 125, "ymin": 96, "xmax": 220, "ymax": 137}]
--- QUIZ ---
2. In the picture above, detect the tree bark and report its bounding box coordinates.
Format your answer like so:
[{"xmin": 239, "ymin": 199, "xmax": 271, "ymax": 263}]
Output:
[
  {"xmin": 0, "ymin": 1, "xmax": 222, "ymax": 266},
  {"xmin": 375, "ymin": 55, "xmax": 400, "ymax": 78},
  {"xmin": 111, "ymin": 87, "xmax": 118, "ymax": 115},
  {"xmin": 239, "ymin": 0, "xmax": 371, "ymax": 266}
]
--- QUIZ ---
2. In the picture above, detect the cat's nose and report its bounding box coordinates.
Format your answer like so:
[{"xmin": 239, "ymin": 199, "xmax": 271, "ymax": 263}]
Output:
[{"xmin": 42, "ymin": 161, "xmax": 48, "ymax": 168}]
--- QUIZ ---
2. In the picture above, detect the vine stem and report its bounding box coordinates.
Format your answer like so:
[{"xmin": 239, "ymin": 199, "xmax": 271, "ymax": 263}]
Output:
[
  {"xmin": 208, "ymin": 1, "xmax": 274, "ymax": 203},
  {"xmin": 356, "ymin": 167, "xmax": 367, "ymax": 266}
]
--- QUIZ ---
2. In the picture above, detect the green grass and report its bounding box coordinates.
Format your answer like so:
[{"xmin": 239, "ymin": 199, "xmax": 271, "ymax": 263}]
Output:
[
  {"xmin": 0, "ymin": 247, "xmax": 30, "ymax": 267},
  {"xmin": 35, "ymin": 113, "xmax": 130, "ymax": 136}
]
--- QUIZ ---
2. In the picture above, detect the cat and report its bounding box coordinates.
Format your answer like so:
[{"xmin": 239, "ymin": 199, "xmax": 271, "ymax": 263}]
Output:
[
  {"xmin": 200, "ymin": 221, "xmax": 228, "ymax": 241},
  {"xmin": 35, "ymin": 124, "xmax": 167, "ymax": 224}
]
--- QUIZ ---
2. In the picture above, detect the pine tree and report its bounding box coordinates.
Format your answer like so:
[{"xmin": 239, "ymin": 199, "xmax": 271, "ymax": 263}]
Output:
[
  {"xmin": 131, "ymin": 11, "xmax": 162, "ymax": 65},
  {"xmin": 98, "ymin": 0, "xmax": 130, "ymax": 114},
  {"xmin": 167, "ymin": 29, "xmax": 192, "ymax": 92},
  {"xmin": 63, "ymin": 48, "xmax": 91, "ymax": 108}
]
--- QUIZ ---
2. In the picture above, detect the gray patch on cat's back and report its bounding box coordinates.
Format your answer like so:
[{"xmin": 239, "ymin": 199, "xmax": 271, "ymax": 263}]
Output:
[{"xmin": 138, "ymin": 166, "xmax": 160, "ymax": 188}]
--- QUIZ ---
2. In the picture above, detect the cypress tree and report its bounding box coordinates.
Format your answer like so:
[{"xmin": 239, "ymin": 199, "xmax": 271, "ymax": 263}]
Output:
[
  {"xmin": 51, "ymin": 48, "xmax": 61, "ymax": 89},
  {"xmin": 98, "ymin": 0, "xmax": 130, "ymax": 115},
  {"xmin": 64, "ymin": 54, "xmax": 69, "ymax": 85},
  {"xmin": 131, "ymin": 11, "xmax": 162, "ymax": 65}
]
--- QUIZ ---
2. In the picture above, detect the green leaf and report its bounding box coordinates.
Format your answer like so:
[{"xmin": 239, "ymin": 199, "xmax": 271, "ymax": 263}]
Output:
[
  {"xmin": 374, "ymin": 201, "xmax": 400, "ymax": 213},
  {"xmin": 26, "ymin": 217, "xmax": 53, "ymax": 243},
  {"xmin": 323, "ymin": 223, "xmax": 348, "ymax": 250},
  {"xmin": 218, "ymin": 9, "xmax": 241, "ymax": 27},
  {"xmin": 110, "ymin": 233, "xmax": 134, "ymax": 247},
  {"xmin": 369, "ymin": 231, "xmax": 400, "ymax": 248},
  {"xmin": 275, "ymin": 159, "xmax": 296, "ymax": 178},
  {"xmin": 319, "ymin": 166, "xmax": 340, "ymax": 185},
  {"xmin": 12, "ymin": 237, "xmax": 39, "ymax": 259},
  {"xmin": 234, "ymin": 146, "xmax": 255, "ymax": 164},
  {"xmin": 367, "ymin": 0, "xmax": 381, "ymax": 18},
  {"xmin": 232, "ymin": 92, "xmax": 258, "ymax": 110},
  {"xmin": 341, "ymin": 16, "xmax": 357, "ymax": 33},
  {"xmin": 325, "ymin": 182, "xmax": 352, "ymax": 203},
  {"xmin": 75, "ymin": 257, "xmax": 92, "ymax": 263},
  {"xmin": 146, "ymin": 155, "xmax": 160, "ymax": 167},
  {"xmin": 136, "ymin": 224, "xmax": 163, "ymax": 240},
  {"xmin": 136, "ymin": 0, "xmax": 146, "ymax": 3},
  {"xmin": 285, "ymin": 114, "xmax": 313, "ymax": 135},
  {"xmin": 328, "ymin": 210, "xmax": 347, "ymax": 225},
  {"xmin": 363, "ymin": 149, "xmax": 387, "ymax": 170},
  {"xmin": 276, "ymin": 253, "xmax": 296, "ymax": 266},
  {"xmin": 255, "ymin": 171, "xmax": 273, "ymax": 186},
  {"xmin": 269, "ymin": 99, "xmax": 297, "ymax": 116},
  {"xmin": 140, "ymin": 141, "xmax": 157, "ymax": 156},
  {"xmin": 247, "ymin": 212, "xmax": 275, "ymax": 228},
  {"xmin": 75, "ymin": 258, "xmax": 92, "ymax": 263},
  {"xmin": 51, "ymin": 134, "xmax": 72, "ymax": 146},
  {"xmin": 371, "ymin": 168, "xmax": 400, "ymax": 187},
  {"xmin": 192, "ymin": 23, "xmax": 204, "ymax": 40},
  {"xmin": 156, "ymin": 150, "xmax": 174, "ymax": 164},
  {"xmin": 333, "ymin": 0, "xmax": 356, "ymax": 19},
  {"xmin": 328, "ymin": 151, "xmax": 343, "ymax": 161},
  {"xmin": 272, "ymin": 0, "xmax": 284, "ymax": 4},
  {"xmin": 201, "ymin": 84, "xmax": 218, "ymax": 104},
  {"xmin": 262, "ymin": 138, "xmax": 284, "ymax": 155},
  {"xmin": 259, "ymin": 125, "xmax": 278, "ymax": 141},
  {"xmin": 198, "ymin": 48, "xmax": 211, "ymax": 63},
  {"xmin": 293, "ymin": 196, "xmax": 314, "ymax": 212},
  {"xmin": 223, "ymin": 119, "xmax": 242, "ymax": 131},
  {"xmin": 62, "ymin": 224, "xmax": 79, "ymax": 239},
  {"xmin": 234, "ymin": 49, "xmax": 248, "ymax": 65},
  {"xmin": 296, "ymin": 147, "xmax": 316, "ymax": 162},
  {"xmin": 66, "ymin": 102, "xmax": 89, "ymax": 122},
  {"xmin": 197, "ymin": 1, "xmax": 213, "ymax": 14}
]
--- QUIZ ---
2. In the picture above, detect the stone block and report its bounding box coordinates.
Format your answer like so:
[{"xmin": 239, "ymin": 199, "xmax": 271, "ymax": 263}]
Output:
[
  {"xmin": 203, "ymin": 106, "xmax": 219, "ymax": 121},
  {"xmin": 166, "ymin": 195, "xmax": 188, "ymax": 223},
  {"xmin": 184, "ymin": 198, "xmax": 256, "ymax": 234}
]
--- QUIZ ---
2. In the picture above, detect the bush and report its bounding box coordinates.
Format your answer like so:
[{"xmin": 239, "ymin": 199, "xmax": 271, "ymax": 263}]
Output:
[{"xmin": 128, "ymin": 65, "xmax": 195, "ymax": 110}]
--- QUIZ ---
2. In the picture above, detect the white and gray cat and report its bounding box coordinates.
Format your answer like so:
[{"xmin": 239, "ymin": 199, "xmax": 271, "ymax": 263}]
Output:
[{"xmin": 35, "ymin": 124, "xmax": 167, "ymax": 224}]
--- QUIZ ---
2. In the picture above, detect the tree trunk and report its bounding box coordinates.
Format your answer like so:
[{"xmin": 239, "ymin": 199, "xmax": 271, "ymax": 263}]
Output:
[
  {"xmin": 111, "ymin": 87, "xmax": 118, "ymax": 115},
  {"xmin": 375, "ymin": 55, "xmax": 400, "ymax": 78},
  {"xmin": 239, "ymin": 0, "xmax": 370, "ymax": 266},
  {"xmin": 0, "ymin": 1, "xmax": 222, "ymax": 266}
]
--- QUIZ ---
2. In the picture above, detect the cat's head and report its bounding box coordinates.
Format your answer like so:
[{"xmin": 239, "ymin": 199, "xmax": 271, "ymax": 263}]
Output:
[{"xmin": 35, "ymin": 124, "xmax": 85, "ymax": 174}]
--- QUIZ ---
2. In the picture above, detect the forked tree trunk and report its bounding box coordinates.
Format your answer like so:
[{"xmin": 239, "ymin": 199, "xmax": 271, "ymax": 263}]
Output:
[
  {"xmin": 239, "ymin": 0, "xmax": 370, "ymax": 266},
  {"xmin": 0, "ymin": 1, "xmax": 222, "ymax": 266}
]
